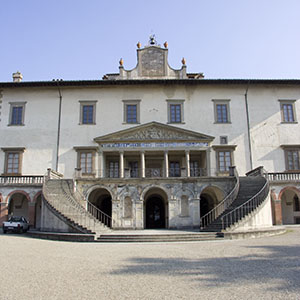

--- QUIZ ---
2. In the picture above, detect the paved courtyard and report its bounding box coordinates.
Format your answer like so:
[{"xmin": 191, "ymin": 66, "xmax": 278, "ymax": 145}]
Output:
[{"xmin": 0, "ymin": 228, "xmax": 300, "ymax": 300}]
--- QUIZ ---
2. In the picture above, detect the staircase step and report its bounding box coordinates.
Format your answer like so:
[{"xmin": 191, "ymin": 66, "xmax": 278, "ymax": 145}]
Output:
[
  {"xmin": 43, "ymin": 179, "xmax": 111, "ymax": 235},
  {"xmin": 97, "ymin": 232, "xmax": 224, "ymax": 243},
  {"xmin": 202, "ymin": 176, "xmax": 267, "ymax": 232}
]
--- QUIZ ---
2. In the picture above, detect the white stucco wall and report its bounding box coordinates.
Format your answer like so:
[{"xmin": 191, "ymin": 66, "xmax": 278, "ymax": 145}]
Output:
[{"xmin": 0, "ymin": 83, "xmax": 299, "ymax": 178}]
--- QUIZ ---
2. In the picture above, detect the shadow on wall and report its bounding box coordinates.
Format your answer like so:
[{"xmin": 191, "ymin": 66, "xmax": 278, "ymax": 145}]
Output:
[{"xmin": 108, "ymin": 242, "xmax": 300, "ymax": 293}]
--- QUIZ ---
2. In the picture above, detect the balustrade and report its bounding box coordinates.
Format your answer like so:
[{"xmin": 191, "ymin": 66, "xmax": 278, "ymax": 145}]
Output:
[
  {"xmin": 266, "ymin": 172, "xmax": 300, "ymax": 182},
  {"xmin": 75, "ymin": 167, "xmax": 208, "ymax": 179},
  {"xmin": 0, "ymin": 175, "xmax": 44, "ymax": 185}
]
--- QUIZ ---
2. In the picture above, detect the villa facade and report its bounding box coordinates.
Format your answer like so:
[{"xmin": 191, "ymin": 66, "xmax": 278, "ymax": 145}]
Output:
[{"xmin": 0, "ymin": 37, "xmax": 299, "ymax": 234}]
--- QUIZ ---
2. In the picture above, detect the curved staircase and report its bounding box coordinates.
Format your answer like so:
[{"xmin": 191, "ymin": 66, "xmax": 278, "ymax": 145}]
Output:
[
  {"xmin": 201, "ymin": 175, "xmax": 269, "ymax": 232},
  {"xmin": 43, "ymin": 178, "xmax": 111, "ymax": 236}
]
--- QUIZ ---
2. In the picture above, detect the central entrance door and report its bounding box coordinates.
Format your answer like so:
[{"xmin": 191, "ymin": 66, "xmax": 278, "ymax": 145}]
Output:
[{"xmin": 146, "ymin": 195, "xmax": 165, "ymax": 229}]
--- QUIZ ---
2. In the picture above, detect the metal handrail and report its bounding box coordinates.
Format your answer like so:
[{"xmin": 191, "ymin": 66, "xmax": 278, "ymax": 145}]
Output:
[
  {"xmin": 72, "ymin": 183, "xmax": 112, "ymax": 228},
  {"xmin": 221, "ymin": 177, "xmax": 269, "ymax": 230},
  {"xmin": 200, "ymin": 168, "xmax": 239, "ymax": 229}
]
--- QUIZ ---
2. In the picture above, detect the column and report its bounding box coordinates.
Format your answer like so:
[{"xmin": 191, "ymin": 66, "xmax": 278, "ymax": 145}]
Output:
[
  {"xmin": 120, "ymin": 151, "xmax": 124, "ymax": 178},
  {"xmin": 164, "ymin": 151, "xmax": 169, "ymax": 178},
  {"xmin": 185, "ymin": 150, "xmax": 190, "ymax": 177},
  {"xmin": 98, "ymin": 151, "xmax": 104, "ymax": 178},
  {"xmin": 206, "ymin": 148, "xmax": 211, "ymax": 176},
  {"xmin": 140, "ymin": 151, "xmax": 145, "ymax": 178}
]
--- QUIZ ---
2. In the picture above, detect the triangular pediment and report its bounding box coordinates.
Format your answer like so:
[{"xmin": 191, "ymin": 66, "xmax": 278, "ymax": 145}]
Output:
[{"xmin": 94, "ymin": 122, "xmax": 214, "ymax": 143}]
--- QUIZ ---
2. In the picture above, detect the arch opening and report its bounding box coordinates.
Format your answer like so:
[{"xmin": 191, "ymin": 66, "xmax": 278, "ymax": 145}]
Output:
[
  {"xmin": 281, "ymin": 188, "xmax": 300, "ymax": 224},
  {"xmin": 200, "ymin": 186, "xmax": 224, "ymax": 218},
  {"xmin": 8, "ymin": 192, "xmax": 29, "ymax": 220},
  {"xmin": 88, "ymin": 188, "xmax": 112, "ymax": 227},
  {"xmin": 144, "ymin": 187, "xmax": 168, "ymax": 229}
]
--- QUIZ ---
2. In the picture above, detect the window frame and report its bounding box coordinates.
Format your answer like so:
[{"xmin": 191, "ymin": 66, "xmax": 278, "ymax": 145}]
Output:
[
  {"xmin": 123, "ymin": 100, "xmax": 141, "ymax": 124},
  {"xmin": 212, "ymin": 100, "xmax": 231, "ymax": 124},
  {"xmin": 79, "ymin": 151, "xmax": 95, "ymax": 175},
  {"xmin": 282, "ymin": 146, "xmax": 300, "ymax": 171},
  {"xmin": 167, "ymin": 100, "xmax": 184, "ymax": 124},
  {"xmin": 79, "ymin": 101, "xmax": 97, "ymax": 125},
  {"xmin": 1, "ymin": 147, "xmax": 25, "ymax": 175},
  {"xmin": 74, "ymin": 147, "xmax": 97, "ymax": 176},
  {"xmin": 8, "ymin": 102, "xmax": 26, "ymax": 126},
  {"xmin": 212, "ymin": 145, "xmax": 236, "ymax": 174},
  {"xmin": 279, "ymin": 100, "xmax": 297, "ymax": 123},
  {"xmin": 169, "ymin": 161, "xmax": 181, "ymax": 177}
]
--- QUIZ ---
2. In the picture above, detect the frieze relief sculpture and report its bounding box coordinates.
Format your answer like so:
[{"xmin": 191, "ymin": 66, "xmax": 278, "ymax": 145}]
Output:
[{"xmin": 120, "ymin": 127, "xmax": 195, "ymax": 141}]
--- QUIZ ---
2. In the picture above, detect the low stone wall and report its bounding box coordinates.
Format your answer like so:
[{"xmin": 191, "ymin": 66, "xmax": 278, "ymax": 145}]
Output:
[
  {"xmin": 227, "ymin": 192, "xmax": 273, "ymax": 232},
  {"xmin": 26, "ymin": 231, "xmax": 95, "ymax": 242},
  {"xmin": 224, "ymin": 226, "xmax": 286, "ymax": 239}
]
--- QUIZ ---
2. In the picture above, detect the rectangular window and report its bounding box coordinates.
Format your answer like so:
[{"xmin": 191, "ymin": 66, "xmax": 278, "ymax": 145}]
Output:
[
  {"xmin": 190, "ymin": 161, "xmax": 199, "ymax": 177},
  {"xmin": 218, "ymin": 151, "xmax": 231, "ymax": 172},
  {"xmin": 170, "ymin": 104, "xmax": 181, "ymax": 123},
  {"xmin": 282, "ymin": 104, "xmax": 294, "ymax": 122},
  {"xmin": 216, "ymin": 104, "xmax": 228, "ymax": 123},
  {"xmin": 123, "ymin": 100, "xmax": 140, "ymax": 124},
  {"xmin": 213, "ymin": 100, "xmax": 230, "ymax": 123},
  {"xmin": 79, "ymin": 101, "xmax": 97, "ymax": 125},
  {"xmin": 167, "ymin": 100, "xmax": 184, "ymax": 124},
  {"xmin": 286, "ymin": 149, "xmax": 300, "ymax": 170},
  {"xmin": 79, "ymin": 152, "xmax": 94, "ymax": 174},
  {"xmin": 2, "ymin": 148, "xmax": 25, "ymax": 175},
  {"xmin": 7, "ymin": 153, "xmax": 20, "ymax": 174},
  {"xmin": 169, "ymin": 161, "xmax": 180, "ymax": 177},
  {"xmin": 126, "ymin": 105, "xmax": 137, "ymax": 123},
  {"xmin": 109, "ymin": 161, "xmax": 119, "ymax": 178},
  {"xmin": 129, "ymin": 161, "xmax": 139, "ymax": 178},
  {"xmin": 82, "ymin": 105, "xmax": 94, "ymax": 124},
  {"xmin": 9, "ymin": 102, "xmax": 26, "ymax": 126},
  {"xmin": 220, "ymin": 136, "xmax": 228, "ymax": 145},
  {"xmin": 280, "ymin": 100, "xmax": 297, "ymax": 123}
]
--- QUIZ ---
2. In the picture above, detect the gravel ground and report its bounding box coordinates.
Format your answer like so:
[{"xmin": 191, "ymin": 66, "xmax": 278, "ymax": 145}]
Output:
[{"xmin": 0, "ymin": 228, "xmax": 300, "ymax": 300}]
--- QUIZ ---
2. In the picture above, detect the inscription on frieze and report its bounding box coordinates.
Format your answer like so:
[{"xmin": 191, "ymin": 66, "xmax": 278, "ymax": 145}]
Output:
[{"xmin": 141, "ymin": 48, "xmax": 165, "ymax": 77}]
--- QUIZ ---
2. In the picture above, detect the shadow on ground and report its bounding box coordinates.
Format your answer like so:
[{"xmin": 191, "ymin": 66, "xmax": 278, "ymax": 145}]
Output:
[{"xmin": 109, "ymin": 243, "xmax": 300, "ymax": 293}]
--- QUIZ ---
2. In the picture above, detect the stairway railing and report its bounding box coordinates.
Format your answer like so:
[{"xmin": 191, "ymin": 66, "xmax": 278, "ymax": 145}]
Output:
[
  {"xmin": 42, "ymin": 178, "xmax": 92, "ymax": 233},
  {"xmin": 72, "ymin": 183, "xmax": 112, "ymax": 228},
  {"xmin": 200, "ymin": 167, "xmax": 239, "ymax": 229},
  {"xmin": 221, "ymin": 177, "xmax": 269, "ymax": 230},
  {"xmin": 42, "ymin": 177, "xmax": 111, "ymax": 234}
]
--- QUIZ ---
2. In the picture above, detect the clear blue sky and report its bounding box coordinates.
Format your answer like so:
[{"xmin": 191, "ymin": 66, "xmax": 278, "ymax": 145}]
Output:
[{"xmin": 1, "ymin": 0, "xmax": 300, "ymax": 82}]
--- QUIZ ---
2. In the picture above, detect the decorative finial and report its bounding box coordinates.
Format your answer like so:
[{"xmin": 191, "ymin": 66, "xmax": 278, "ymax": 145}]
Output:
[
  {"xmin": 137, "ymin": 41, "xmax": 141, "ymax": 49},
  {"xmin": 181, "ymin": 57, "xmax": 186, "ymax": 65},
  {"xmin": 164, "ymin": 41, "xmax": 168, "ymax": 48},
  {"xmin": 119, "ymin": 58, "xmax": 123, "ymax": 66}
]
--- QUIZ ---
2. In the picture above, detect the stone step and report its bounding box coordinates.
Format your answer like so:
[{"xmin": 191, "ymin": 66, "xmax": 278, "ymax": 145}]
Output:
[
  {"xmin": 202, "ymin": 176, "xmax": 267, "ymax": 231},
  {"xmin": 44, "ymin": 179, "xmax": 111, "ymax": 236},
  {"xmin": 97, "ymin": 232, "xmax": 224, "ymax": 243}
]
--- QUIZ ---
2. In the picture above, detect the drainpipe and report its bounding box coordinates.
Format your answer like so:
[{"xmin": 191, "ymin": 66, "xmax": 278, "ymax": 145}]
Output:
[
  {"xmin": 244, "ymin": 80, "xmax": 253, "ymax": 170},
  {"xmin": 55, "ymin": 80, "xmax": 62, "ymax": 172}
]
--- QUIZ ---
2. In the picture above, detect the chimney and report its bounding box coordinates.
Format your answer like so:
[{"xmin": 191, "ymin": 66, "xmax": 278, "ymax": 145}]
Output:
[{"xmin": 12, "ymin": 71, "xmax": 23, "ymax": 82}]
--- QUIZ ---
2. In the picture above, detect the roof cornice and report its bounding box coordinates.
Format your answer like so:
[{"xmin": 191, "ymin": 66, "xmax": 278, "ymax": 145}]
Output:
[{"xmin": 0, "ymin": 78, "xmax": 300, "ymax": 89}]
